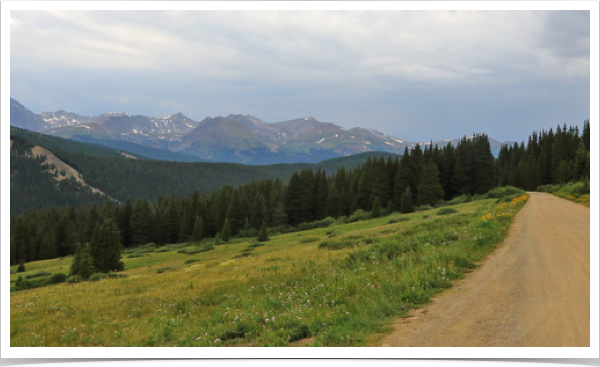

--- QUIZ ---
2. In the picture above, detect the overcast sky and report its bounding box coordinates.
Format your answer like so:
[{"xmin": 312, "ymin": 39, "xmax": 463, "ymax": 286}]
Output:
[{"xmin": 10, "ymin": 10, "xmax": 590, "ymax": 142}]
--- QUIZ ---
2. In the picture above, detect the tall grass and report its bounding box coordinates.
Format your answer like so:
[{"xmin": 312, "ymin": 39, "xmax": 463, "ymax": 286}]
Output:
[{"xmin": 10, "ymin": 195, "xmax": 528, "ymax": 347}]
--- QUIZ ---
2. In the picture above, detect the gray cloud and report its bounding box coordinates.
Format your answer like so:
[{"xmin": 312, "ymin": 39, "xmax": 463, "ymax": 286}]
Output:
[{"xmin": 10, "ymin": 10, "xmax": 590, "ymax": 142}]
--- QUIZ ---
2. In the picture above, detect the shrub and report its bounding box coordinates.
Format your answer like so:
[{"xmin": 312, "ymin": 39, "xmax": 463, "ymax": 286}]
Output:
[
  {"xmin": 154, "ymin": 246, "xmax": 172, "ymax": 253},
  {"xmin": 25, "ymin": 270, "xmax": 51, "ymax": 279},
  {"xmin": 156, "ymin": 267, "xmax": 174, "ymax": 274},
  {"xmin": 185, "ymin": 259, "xmax": 201, "ymax": 264},
  {"xmin": 486, "ymin": 186, "xmax": 525, "ymax": 199},
  {"xmin": 233, "ymin": 252, "xmax": 252, "ymax": 259},
  {"xmin": 423, "ymin": 215, "xmax": 430, "ymax": 219},
  {"xmin": 17, "ymin": 259, "xmax": 26, "ymax": 273},
  {"xmin": 127, "ymin": 253, "xmax": 148, "ymax": 258},
  {"xmin": 414, "ymin": 204, "xmax": 433, "ymax": 212},
  {"xmin": 437, "ymin": 208, "xmax": 458, "ymax": 216},
  {"xmin": 178, "ymin": 245, "xmax": 214, "ymax": 255},
  {"xmin": 388, "ymin": 217, "xmax": 410, "ymax": 224},
  {"xmin": 67, "ymin": 275, "xmax": 82, "ymax": 283},
  {"xmin": 49, "ymin": 273, "xmax": 67, "ymax": 284},
  {"xmin": 349, "ymin": 209, "xmax": 371, "ymax": 223},
  {"xmin": 89, "ymin": 273, "xmax": 108, "ymax": 282}
]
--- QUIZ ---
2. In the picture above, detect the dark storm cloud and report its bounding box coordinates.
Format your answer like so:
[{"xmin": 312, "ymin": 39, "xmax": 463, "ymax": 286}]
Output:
[{"xmin": 10, "ymin": 10, "xmax": 590, "ymax": 142}]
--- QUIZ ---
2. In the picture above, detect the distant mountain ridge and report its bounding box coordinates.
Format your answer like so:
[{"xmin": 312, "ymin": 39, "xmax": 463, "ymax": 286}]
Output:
[{"xmin": 10, "ymin": 98, "xmax": 510, "ymax": 164}]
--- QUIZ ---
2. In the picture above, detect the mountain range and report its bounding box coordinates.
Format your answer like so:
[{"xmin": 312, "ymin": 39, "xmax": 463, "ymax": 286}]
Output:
[{"xmin": 10, "ymin": 98, "xmax": 510, "ymax": 164}]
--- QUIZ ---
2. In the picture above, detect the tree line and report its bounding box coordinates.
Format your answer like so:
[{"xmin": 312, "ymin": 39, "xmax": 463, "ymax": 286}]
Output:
[{"xmin": 11, "ymin": 121, "xmax": 590, "ymax": 266}]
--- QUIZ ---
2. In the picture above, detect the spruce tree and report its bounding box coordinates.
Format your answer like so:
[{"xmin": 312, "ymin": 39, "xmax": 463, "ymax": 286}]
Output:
[
  {"xmin": 400, "ymin": 187, "xmax": 414, "ymax": 214},
  {"xmin": 83, "ymin": 203, "xmax": 100, "ymax": 244},
  {"xmin": 371, "ymin": 197, "xmax": 382, "ymax": 218},
  {"xmin": 417, "ymin": 159, "xmax": 444, "ymax": 206},
  {"xmin": 221, "ymin": 219, "xmax": 231, "ymax": 243},
  {"xmin": 89, "ymin": 219, "xmax": 124, "ymax": 273},
  {"xmin": 70, "ymin": 244, "xmax": 82, "ymax": 276},
  {"xmin": 258, "ymin": 222, "xmax": 270, "ymax": 242},
  {"xmin": 78, "ymin": 244, "xmax": 95, "ymax": 280},
  {"xmin": 17, "ymin": 259, "xmax": 26, "ymax": 273},
  {"xmin": 191, "ymin": 216, "xmax": 204, "ymax": 243}
]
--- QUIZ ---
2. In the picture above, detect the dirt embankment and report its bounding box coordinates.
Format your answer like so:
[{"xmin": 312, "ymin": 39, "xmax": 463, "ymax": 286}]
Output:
[{"xmin": 379, "ymin": 192, "xmax": 590, "ymax": 347}]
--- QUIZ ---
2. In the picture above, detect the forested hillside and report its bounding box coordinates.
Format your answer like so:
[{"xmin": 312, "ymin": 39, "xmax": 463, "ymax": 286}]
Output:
[
  {"xmin": 10, "ymin": 134, "xmax": 497, "ymax": 264},
  {"xmin": 496, "ymin": 120, "xmax": 590, "ymax": 189},
  {"xmin": 10, "ymin": 134, "xmax": 111, "ymax": 215}
]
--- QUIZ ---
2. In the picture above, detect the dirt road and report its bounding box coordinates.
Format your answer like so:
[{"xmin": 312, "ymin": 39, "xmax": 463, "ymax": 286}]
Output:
[{"xmin": 379, "ymin": 192, "xmax": 590, "ymax": 347}]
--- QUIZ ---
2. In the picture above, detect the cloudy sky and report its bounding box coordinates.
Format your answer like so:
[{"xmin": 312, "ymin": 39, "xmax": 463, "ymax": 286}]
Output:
[{"xmin": 10, "ymin": 9, "xmax": 591, "ymax": 142}]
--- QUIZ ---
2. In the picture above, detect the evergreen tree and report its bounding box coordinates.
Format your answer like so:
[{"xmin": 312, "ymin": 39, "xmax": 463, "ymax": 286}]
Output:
[
  {"xmin": 326, "ymin": 184, "xmax": 342, "ymax": 219},
  {"xmin": 400, "ymin": 187, "xmax": 414, "ymax": 214},
  {"xmin": 83, "ymin": 203, "xmax": 100, "ymax": 244},
  {"xmin": 271, "ymin": 201, "xmax": 288, "ymax": 227},
  {"xmin": 70, "ymin": 244, "xmax": 82, "ymax": 276},
  {"xmin": 574, "ymin": 140, "xmax": 590, "ymax": 180},
  {"xmin": 89, "ymin": 219, "xmax": 124, "ymax": 273},
  {"xmin": 258, "ymin": 222, "xmax": 270, "ymax": 241},
  {"xmin": 416, "ymin": 159, "xmax": 444, "ymax": 206},
  {"xmin": 166, "ymin": 197, "xmax": 180, "ymax": 244},
  {"xmin": 191, "ymin": 216, "xmax": 204, "ymax": 243},
  {"xmin": 371, "ymin": 197, "xmax": 382, "ymax": 218},
  {"xmin": 214, "ymin": 233, "xmax": 222, "ymax": 246},
  {"xmin": 17, "ymin": 259, "xmax": 26, "ymax": 273},
  {"xmin": 130, "ymin": 198, "xmax": 153, "ymax": 246},
  {"xmin": 393, "ymin": 148, "xmax": 412, "ymax": 209},
  {"xmin": 119, "ymin": 198, "xmax": 133, "ymax": 248},
  {"xmin": 221, "ymin": 219, "xmax": 231, "ymax": 243},
  {"xmin": 78, "ymin": 244, "xmax": 95, "ymax": 280}
]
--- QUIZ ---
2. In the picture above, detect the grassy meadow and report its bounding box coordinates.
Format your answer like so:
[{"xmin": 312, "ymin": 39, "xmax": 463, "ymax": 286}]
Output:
[{"xmin": 10, "ymin": 193, "xmax": 529, "ymax": 347}]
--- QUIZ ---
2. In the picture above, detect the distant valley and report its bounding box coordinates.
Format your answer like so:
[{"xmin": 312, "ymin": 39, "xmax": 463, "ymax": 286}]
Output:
[{"xmin": 11, "ymin": 98, "xmax": 510, "ymax": 164}]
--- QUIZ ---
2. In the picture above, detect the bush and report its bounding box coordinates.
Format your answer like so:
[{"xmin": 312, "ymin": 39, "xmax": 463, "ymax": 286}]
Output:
[
  {"xmin": 248, "ymin": 242, "xmax": 265, "ymax": 249},
  {"xmin": 349, "ymin": 209, "xmax": 371, "ymax": 223},
  {"xmin": 154, "ymin": 246, "xmax": 172, "ymax": 253},
  {"xmin": 185, "ymin": 259, "xmax": 201, "ymax": 264},
  {"xmin": 156, "ymin": 266, "xmax": 174, "ymax": 274},
  {"xmin": 423, "ymin": 215, "xmax": 430, "ymax": 219},
  {"xmin": 17, "ymin": 260, "xmax": 26, "ymax": 273},
  {"xmin": 414, "ymin": 204, "xmax": 433, "ymax": 212},
  {"xmin": 127, "ymin": 253, "xmax": 149, "ymax": 258},
  {"xmin": 89, "ymin": 273, "xmax": 109, "ymax": 282},
  {"xmin": 49, "ymin": 273, "xmax": 67, "ymax": 284},
  {"xmin": 437, "ymin": 208, "xmax": 458, "ymax": 216},
  {"xmin": 25, "ymin": 270, "xmax": 51, "ymax": 279},
  {"xmin": 486, "ymin": 186, "xmax": 525, "ymax": 199},
  {"xmin": 388, "ymin": 217, "xmax": 410, "ymax": 224},
  {"xmin": 177, "ymin": 245, "xmax": 214, "ymax": 255}
]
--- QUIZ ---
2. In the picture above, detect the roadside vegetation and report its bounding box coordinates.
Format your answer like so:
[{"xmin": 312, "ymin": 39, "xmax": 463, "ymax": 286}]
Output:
[
  {"xmin": 10, "ymin": 191, "xmax": 528, "ymax": 347},
  {"xmin": 537, "ymin": 181, "xmax": 590, "ymax": 207}
]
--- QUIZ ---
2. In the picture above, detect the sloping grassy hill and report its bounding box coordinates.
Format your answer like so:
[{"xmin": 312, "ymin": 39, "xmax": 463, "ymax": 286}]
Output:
[{"xmin": 10, "ymin": 194, "xmax": 528, "ymax": 347}]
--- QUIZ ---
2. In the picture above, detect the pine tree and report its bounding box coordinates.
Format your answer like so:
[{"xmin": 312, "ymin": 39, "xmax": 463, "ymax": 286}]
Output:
[
  {"xmin": 83, "ymin": 203, "xmax": 100, "ymax": 244},
  {"xmin": 393, "ymin": 148, "xmax": 412, "ymax": 209},
  {"xmin": 89, "ymin": 219, "xmax": 124, "ymax": 273},
  {"xmin": 326, "ymin": 184, "xmax": 342, "ymax": 219},
  {"xmin": 416, "ymin": 159, "xmax": 444, "ymax": 206},
  {"xmin": 371, "ymin": 197, "xmax": 381, "ymax": 218},
  {"xmin": 258, "ymin": 222, "xmax": 270, "ymax": 242},
  {"xmin": 214, "ymin": 233, "xmax": 222, "ymax": 246},
  {"xmin": 70, "ymin": 244, "xmax": 82, "ymax": 276},
  {"xmin": 166, "ymin": 197, "xmax": 180, "ymax": 244},
  {"xmin": 221, "ymin": 219, "xmax": 231, "ymax": 243},
  {"xmin": 78, "ymin": 244, "xmax": 95, "ymax": 280},
  {"xmin": 119, "ymin": 198, "xmax": 133, "ymax": 248},
  {"xmin": 191, "ymin": 216, "xmax": 204, "ymax": 243},
  {"xmin": 400, "ymin": 187, "xmax": 414, "ymax": 214},
  {"xmin": 17, "ymin": 259, "xmax": 26, "ymax": 273},
  {"xmin": 271, "ymin": 201, "xmax": 288, "ymax": 227},
  {"xmin": 130, "ymin": 198, "xmax": 153, "ymax": 246}
]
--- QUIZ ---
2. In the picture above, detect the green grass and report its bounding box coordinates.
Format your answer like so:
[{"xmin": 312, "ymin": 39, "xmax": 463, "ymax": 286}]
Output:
[{"xmin": 10, "ymin": 194, "xmax": 529, "ymax": 347}]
